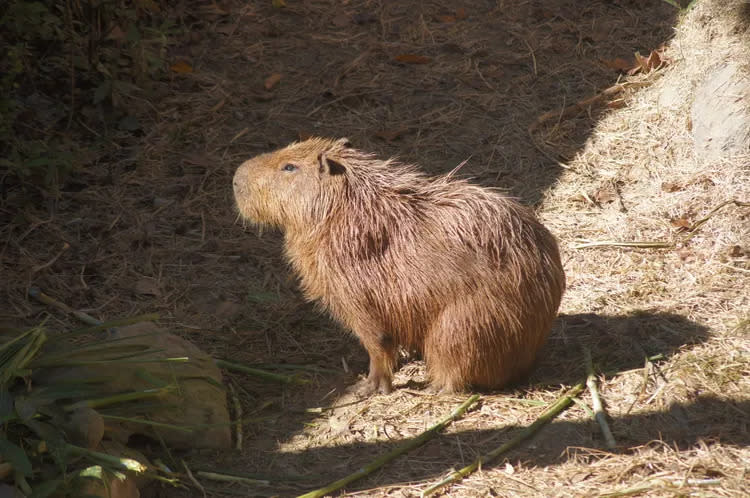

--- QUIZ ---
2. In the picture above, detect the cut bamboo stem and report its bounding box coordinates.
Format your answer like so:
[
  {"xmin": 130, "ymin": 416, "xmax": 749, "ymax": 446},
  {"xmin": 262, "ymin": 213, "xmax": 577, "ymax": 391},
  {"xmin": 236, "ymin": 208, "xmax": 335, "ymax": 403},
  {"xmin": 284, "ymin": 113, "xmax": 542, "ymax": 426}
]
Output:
[
  {"xmin": 421, "ymin": 383, "xmax": 585, "ymax": 497},
  {"xmin": 215, "ymin": 359, "xmax": 309, "ymax": 384},
  {"xmin": 584, "ymin": 348, "xmax": 617, "ymax": 449},
  {"xmin": 297, "ymin": 394, "xmax": 481, "ymax": 498}
]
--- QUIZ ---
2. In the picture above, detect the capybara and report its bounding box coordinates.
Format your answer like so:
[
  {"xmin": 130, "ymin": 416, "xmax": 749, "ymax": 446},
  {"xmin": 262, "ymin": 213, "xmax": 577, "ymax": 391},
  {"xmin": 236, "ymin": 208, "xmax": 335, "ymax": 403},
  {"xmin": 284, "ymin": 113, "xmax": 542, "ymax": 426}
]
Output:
[{"xmin": 233, "ymin": 138, "xmax": 565, "ymax": 394}]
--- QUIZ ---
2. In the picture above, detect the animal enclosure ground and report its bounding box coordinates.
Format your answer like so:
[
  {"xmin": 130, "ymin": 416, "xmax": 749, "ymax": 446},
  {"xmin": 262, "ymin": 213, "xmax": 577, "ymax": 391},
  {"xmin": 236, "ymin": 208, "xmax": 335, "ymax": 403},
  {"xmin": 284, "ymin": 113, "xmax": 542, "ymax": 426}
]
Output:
[{"xmin": 1, "ymin": 0, "xmax": 748, "ymax": 497}]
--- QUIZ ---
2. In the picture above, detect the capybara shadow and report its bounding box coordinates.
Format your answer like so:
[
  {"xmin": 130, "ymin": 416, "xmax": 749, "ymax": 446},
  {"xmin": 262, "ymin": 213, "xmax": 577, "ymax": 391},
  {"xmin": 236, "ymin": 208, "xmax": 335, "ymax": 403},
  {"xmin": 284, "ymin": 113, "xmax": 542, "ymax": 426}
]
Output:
[{"xmin": 530, "ymin": 311, "xmax": 711, "ymax": 387}]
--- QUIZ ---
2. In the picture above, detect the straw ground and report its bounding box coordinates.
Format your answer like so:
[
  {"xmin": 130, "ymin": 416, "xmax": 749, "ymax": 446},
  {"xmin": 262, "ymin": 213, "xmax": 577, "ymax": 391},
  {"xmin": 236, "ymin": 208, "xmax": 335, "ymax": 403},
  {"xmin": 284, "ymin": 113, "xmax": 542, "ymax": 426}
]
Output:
[{"xmin": 1, "ymin": 0, "xmax": 748, "ymax": 496}]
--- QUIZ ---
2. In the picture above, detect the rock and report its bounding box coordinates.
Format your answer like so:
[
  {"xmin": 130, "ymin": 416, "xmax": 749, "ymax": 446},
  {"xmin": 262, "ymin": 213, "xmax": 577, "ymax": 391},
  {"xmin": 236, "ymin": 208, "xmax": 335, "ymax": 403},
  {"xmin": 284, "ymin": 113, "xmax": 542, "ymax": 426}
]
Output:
[
  {"xmin": 63, "ymin": 406, "xmax": 105, "ymax": 449},
  {"xmin": 35, "ymin": 323, "xmax": 232, "ymax": 450},
  {"xmin": 691, "ymin": 62, "xmax": 750, "ymax": 160}
]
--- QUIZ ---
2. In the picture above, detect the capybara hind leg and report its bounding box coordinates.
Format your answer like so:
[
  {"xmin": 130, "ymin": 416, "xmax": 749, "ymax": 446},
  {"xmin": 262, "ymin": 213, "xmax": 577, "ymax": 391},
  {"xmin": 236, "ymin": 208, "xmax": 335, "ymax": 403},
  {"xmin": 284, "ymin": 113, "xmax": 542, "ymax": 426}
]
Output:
[
  {"xmin": 357, "ymin": 333, "xmax": 398, "ymax": 395},
  {"xmin": 424, "ymin": 304, "xmax": 510, "ymax": 392}
]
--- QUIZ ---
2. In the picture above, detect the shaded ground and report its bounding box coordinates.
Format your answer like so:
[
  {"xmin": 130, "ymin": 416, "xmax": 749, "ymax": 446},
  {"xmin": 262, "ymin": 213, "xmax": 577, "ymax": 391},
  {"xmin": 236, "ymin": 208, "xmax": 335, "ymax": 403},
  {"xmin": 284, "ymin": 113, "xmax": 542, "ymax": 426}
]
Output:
[{"xmin": 2, "ymin": 0, "xmax": 749, "ymax": 497}]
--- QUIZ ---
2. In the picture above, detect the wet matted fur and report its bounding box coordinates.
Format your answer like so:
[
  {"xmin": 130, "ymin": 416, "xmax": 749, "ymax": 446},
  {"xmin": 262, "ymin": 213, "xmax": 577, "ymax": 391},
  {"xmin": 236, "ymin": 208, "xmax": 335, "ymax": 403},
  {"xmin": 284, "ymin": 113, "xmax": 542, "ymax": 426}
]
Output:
[{"xmin": 233, "ymin": 138, "xmax": 565, "ymax": 394}]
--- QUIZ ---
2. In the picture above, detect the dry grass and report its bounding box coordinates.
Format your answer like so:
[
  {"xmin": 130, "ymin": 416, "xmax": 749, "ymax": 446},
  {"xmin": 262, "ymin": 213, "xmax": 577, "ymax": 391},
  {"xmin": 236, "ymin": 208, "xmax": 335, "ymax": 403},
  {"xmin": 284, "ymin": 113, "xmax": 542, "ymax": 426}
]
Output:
[{"xmin": 1, "ymin": 0, "xmax": 749, "ymax": 496}]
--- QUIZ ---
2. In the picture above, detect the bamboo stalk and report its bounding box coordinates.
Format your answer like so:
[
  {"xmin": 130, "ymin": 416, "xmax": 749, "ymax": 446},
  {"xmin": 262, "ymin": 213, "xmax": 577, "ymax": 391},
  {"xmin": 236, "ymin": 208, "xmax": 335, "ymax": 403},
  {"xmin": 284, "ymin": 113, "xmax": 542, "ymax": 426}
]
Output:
[
  {"xmin": 196, "ymin": 471, "xmax": 269, "ymax": 486},
  {"xmin": 66, "ymin": 444, "xmax": 147, "ymax": 473},
  {"xmin": 215, "ymin": 359, "xmax": 309, "ymax": 384},
  {"xmin": 298, "ymin": 394, "xmax": 481, "ymax": 498},
  {"xmin": 584, "ymin": 348, "xmax": 617, "ymax": 449},
  {"xmin": 421, "ymin": 384, "xmax": 584, "ymax": 497}
]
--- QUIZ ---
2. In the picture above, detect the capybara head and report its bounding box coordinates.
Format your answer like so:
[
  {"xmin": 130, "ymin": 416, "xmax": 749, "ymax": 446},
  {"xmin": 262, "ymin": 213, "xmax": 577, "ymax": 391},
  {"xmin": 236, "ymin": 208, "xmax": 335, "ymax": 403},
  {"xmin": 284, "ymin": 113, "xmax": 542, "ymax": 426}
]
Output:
[
  {"xmin": 233, "ymin": 138, "xmax": 565, "ymax": 396},
  {"xmin": 233, "ymin": 137, "xmax": 352, "ymax": 231}
]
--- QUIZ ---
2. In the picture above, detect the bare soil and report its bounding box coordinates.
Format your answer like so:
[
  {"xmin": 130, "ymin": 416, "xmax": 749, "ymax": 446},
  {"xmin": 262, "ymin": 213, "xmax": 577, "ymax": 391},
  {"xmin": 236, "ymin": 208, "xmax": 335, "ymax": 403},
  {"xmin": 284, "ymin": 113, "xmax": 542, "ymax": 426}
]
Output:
[{"xmin": 2, "ymin": 0, "xmax": 748, "ymax": 497}]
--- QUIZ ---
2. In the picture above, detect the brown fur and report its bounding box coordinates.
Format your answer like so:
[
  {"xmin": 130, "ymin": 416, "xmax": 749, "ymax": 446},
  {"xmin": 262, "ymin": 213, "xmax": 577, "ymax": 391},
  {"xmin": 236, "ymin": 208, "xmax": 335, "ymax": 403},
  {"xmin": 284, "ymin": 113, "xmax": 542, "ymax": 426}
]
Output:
[{"xmin": 233, "ymin": 138, "xmax": 565, "ymax": 394}]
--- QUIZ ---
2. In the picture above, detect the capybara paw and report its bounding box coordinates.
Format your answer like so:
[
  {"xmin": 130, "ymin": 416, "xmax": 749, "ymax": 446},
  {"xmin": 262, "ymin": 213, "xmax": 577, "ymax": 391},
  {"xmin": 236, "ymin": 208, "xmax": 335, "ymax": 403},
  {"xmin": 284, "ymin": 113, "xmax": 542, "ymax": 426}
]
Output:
[{"xmin": 356, "ymin": 375, "xmax": 393, "ymax": 396}]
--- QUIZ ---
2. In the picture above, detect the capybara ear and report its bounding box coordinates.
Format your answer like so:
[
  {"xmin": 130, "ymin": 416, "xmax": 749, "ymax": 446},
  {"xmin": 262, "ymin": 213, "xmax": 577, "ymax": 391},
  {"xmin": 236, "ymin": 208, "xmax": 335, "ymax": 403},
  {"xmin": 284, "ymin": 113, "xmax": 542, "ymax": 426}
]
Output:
[{"xmin": 318, "ymin": 153, "xmax": 347, "ymax": 176}]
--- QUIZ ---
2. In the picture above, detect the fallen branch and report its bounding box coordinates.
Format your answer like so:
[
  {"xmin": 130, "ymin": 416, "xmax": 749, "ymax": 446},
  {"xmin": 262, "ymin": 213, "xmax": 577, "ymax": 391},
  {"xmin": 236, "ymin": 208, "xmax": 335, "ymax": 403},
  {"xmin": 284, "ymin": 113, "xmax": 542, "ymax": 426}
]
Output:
[
  {"xmin": 529, "ymin": 82, "xmax": 649, "ymax": 131},
  {"xmin": 421, "ymin": 383, "xmax": 585, "ymax": 496},
  {"xmin": 584, "ymin": 348, "xmax": 616, "ymax": 449},
  {"xmin": 228, "ymin": 382, "xmax": 243, "ymax": 450},
  {"xmin": 297, "ymin": 394, "xmax": 481, "ymax": 498},
  {"xmin": 574, "ymin": 199, "xmax": 749, "ymax": 251}
]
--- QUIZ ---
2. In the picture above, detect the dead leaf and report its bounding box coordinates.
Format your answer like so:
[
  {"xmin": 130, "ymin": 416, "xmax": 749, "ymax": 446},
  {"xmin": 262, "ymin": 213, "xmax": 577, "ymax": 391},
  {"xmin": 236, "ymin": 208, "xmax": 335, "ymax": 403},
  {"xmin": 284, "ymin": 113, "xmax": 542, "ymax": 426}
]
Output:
[
  {"xmin": 107, "ymin": 25, "xmax": 126, "ymax": 41},
  {"xmin": 170, "ymin": 61, "xmax": 193, "ymax": 74},
  {"xmin": 456, "ymin": 7, "xmax": 468, "ymax": 20},
  {"xmin": 133, "ymin": 278, "xmax": 161, "ymax": 296},
  {"xmin": 728, "ymin": 245, "xmax": 745, "ymax": 257},
  {"xmin": 628, "ymin": 49, "xmax": 666, "ymax": 75},
  {"xmin": 264, "ymin": 73, "xmax": 282, "ymax": 90},
  {"xmin": 670, "ymin": 216, "xmax": 692, "ymax": 231},
  {"xmin": 661, "ymin": 181, "xmax": 684, "ymax": 193},
  {"xmin": 593, "ymin": 185, "xmax": 616, "ymax": 204},
  {"xmin": 375, "ymin": 128, "xmax": 409, "ymax": 142},
  {"xmin": 395, "ymin": 54, "xmax": 431, "ymax": 64},
  {"xmin": 437, "ymin": 15, "xmax": 456, "ymax": 23},
  {"xmin": 688, "ymin": 175, "xmax": 715, "ymax": 188},
  {"xmin": 601, "ymin": 57, "xmax": 634, "ymax": 72}
]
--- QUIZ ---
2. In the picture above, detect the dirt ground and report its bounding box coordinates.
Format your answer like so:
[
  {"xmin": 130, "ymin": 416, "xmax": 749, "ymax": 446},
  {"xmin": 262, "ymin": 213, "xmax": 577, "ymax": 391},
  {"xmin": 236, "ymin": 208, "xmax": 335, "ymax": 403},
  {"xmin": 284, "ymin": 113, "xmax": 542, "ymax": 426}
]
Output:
[{"xmin": 2, "ymin": 0, "xmax": 749, "ymax": 496}]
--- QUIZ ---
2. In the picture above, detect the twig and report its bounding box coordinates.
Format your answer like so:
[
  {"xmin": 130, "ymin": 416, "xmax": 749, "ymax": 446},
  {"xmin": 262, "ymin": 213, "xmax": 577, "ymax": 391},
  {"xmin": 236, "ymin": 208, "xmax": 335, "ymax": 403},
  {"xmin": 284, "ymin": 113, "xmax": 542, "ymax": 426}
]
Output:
[
  {"xmin": 421, "ymin": 383, "xmax": 585, "ymax": 496},
  {"xmin": 196, "ymin": 471, "xmax": 269, "ymax": 486},
  {"xmin": 228, "ymin": 382, "xmax": 243, "ymax": 450},
  {"xmin": 574, "ymin": 199, "xmax": 749, "ymax": 250},
  {"xmin": 298, "ymin": 394, "xmax": 481, "ymax": 498},
  {"xmin": 584, "ymin": 348, "xmax": 616, "ymax": 449},
  {"xmin": 573, "ymin": 240, "xmax": 673, "ymax": 250},
  {"xmin": 31, "ymin": 242, "xmax": 70, "ymax": 273},
  {"xmin": 182, "ymin": 460, "xmax": 207, "ymax": 498},
  {"xmin": 529, "ymin": 82, "xmax": 648, "ymax": 131},
  {"xmin": 599, "ymin": 477, "xmax": 721, "ymax": 497}
]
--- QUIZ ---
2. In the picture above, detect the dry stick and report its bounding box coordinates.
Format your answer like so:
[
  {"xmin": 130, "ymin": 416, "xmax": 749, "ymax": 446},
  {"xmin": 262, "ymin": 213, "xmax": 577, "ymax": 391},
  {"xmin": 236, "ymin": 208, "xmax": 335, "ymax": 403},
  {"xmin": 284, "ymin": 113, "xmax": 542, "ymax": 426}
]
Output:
[
  {"xmin": 599, "ymin": 477, "xmax": 721, "ymax": 498},
  {"xmin": 574, "ymin": 199, "xmax": 750, "ymax": 250},
  {"xmin": 227, "ymin": 382, "xmax": 243, "ymax": 451},
  {"xmin": 421, "ymin": 383, "xmax": 585, "ymax": 497},
  {"xmin": 573, "ymin": 240, "xmax": 673, "ymax": 250},
  {"xmin": 584, "ymin": 348, "xmax": 617, "ymax": 449},
  {"xmin": 529, "ymin": 82, "xmax": 647, "ymax": 132},
  {"xmin": 297, "ymin": 394, "xmax": 481, "ymax": 498}
]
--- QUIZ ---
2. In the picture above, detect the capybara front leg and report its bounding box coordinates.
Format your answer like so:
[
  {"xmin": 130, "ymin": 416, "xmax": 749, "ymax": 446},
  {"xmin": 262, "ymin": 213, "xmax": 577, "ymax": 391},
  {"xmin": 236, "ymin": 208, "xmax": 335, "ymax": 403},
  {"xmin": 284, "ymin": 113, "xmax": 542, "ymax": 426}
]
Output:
[{"xmin": 358, "ymin": 333, "xmax": 398, "ymax": 395}]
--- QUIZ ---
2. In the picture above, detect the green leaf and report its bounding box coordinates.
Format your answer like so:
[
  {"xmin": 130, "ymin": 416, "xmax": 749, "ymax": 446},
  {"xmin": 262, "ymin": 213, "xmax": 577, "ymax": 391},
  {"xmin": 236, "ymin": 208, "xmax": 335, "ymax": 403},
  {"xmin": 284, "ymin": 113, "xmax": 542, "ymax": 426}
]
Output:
[{"xmin": 0, "ymin": 438, "xmax": 33, "ymax": 477}]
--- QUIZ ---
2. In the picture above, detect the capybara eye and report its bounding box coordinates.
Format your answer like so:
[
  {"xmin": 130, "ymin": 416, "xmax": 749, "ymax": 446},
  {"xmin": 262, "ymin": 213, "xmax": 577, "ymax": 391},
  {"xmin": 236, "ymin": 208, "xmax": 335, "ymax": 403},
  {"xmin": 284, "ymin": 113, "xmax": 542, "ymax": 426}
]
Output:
[{"xmin": 282, "ymin": 163, "xmax": 298, "ymax": 172}]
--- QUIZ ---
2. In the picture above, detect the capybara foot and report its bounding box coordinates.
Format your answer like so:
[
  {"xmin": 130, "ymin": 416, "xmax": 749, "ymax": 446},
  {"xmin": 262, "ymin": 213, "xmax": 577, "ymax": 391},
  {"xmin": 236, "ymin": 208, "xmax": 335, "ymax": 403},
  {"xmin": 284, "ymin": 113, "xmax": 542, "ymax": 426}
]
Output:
[{"xmin": 356, "ymin": 372, "xmax": 393, "ymax": 396}]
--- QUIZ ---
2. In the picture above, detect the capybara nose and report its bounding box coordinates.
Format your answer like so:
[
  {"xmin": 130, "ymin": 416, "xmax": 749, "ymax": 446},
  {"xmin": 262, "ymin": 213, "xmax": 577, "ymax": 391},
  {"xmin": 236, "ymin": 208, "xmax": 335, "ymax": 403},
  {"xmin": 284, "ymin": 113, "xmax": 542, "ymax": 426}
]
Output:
[{"xmin": 232, "ymin": 167, "xmax": 245, "ymax": 197}]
